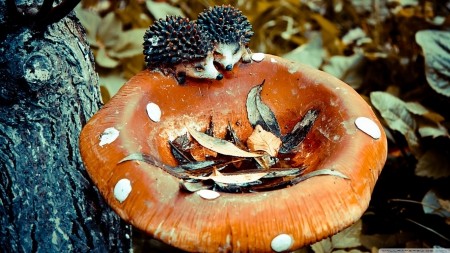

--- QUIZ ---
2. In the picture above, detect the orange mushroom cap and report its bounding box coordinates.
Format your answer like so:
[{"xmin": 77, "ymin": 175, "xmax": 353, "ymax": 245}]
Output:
[{"xmin": 79, "ymin": 54, "xmax": 387, "ymax": 252}]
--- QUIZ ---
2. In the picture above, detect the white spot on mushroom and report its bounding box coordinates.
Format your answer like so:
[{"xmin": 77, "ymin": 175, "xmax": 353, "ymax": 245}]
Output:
[
  {"xmin": 114, "ymin": 178, "xmax": 132, "ymax": 203},
  {"xmin": 146, "ymin": 102, "xmax": 161, "ymax": 122},
  {"xmin": 251, "ymin": 53, "xmax": 265, "ymax": 62},
  {"xmin": 99, "ymin": 127, "xmax": 119, "ymax": 147},
  {"xmin": 196, "ymin": 189, "xmax": 220, "ymax": 200},
  {"xmin": 270, "ymin": 58, "xmax": 277, "ymax": 63},
  {"xmin": 355, "ymin": 117, "xmax": 381, "ymax": 139},
  {"xmin": 271, "ymin": 234, "xmax": 293, "ymax": 252}
]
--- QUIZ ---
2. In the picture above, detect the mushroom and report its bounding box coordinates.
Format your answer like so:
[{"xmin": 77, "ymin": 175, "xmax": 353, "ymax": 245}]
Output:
[{"xmin": 79, "ymin": 54, "xmax": 387, "ymax": 252}]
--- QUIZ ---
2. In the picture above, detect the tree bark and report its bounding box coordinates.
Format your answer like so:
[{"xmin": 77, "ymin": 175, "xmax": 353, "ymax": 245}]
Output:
[{"xmin": 0, "ymin": 1, "xmax": 132, "ymax": 252}]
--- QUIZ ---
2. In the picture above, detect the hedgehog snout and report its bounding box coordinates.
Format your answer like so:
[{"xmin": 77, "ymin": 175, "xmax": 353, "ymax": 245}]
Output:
[
  {"xmin": 225, "ymin": 65, "xmax": 233, "ymax": 71},
  {"xmin": 216, "ymin": 74, "xmax": 224, "ymax": 80}
]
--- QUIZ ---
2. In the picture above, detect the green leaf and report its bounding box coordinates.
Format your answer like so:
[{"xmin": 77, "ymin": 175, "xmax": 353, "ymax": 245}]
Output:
[
  {"xmin": 110, "ymin": 29, "xmax": 148, "ymax": 59},
  {"xmin": 311, "ymin": 219, "xmax": 362, "ymax": 253},
  {"xmin": 322, "ymin": 48, "xmax": 365, "ymax": 89},
  {"xmin": 417, "ymin": 120, "xmax": 449, "ymax": 138},
  {"xmin": 415, "ymin": 148, "xmax": 450, "ymax": 179},
  {"xmin": 96, "ymin": 48, "xmax": 120, "ymax": 68},
  {"xmin": 405, "ymin": 102, "xmax": 445, "ymax": 124},
  {"xmin": 99, "ymin": 70, "xmax": 128, "ymax": 98},
  {"xmin": 282, "ymin": 31, "xmax": 324, "ymax": 69},
  {"xmin": 370, "ymin": 91, "xmax": 421, "ymax": 157},
  {"xmin": 97, "ymin": 12, "xmax": 122, "ymax": 48},
  {"xmin": 416, "ymin": 30, "xmax": 450, "ymax": 97}
]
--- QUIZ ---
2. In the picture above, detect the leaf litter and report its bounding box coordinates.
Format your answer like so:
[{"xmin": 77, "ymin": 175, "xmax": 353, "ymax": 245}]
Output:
[{"xmin": 119, "ymin": 80, "xmax": 347, "ymax": 194}]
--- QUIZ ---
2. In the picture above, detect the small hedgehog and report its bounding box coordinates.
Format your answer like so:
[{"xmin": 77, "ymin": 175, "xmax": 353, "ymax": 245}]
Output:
[
  {"xmin": 143, "ymin": 16, "xmax": 223, "ymax": 84},
  {"xmin": 197, "ymin": 5, "xmax": 254, "ymax": 71}
]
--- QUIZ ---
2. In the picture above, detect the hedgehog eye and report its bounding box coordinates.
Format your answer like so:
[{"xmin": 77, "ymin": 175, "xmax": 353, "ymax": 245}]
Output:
[{"xmin": 195, "ymin": 66, "xmax": 205, "ymax": 72}]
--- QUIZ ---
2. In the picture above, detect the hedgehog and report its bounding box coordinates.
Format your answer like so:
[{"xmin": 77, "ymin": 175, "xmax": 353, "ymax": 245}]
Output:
[
  {"xmin": 197, "ymin": 5, "xmax": 254, "ymax": 71},
  {"xmin": 143, "ymin": 15, "xmax": 223, "ymax": 84}
]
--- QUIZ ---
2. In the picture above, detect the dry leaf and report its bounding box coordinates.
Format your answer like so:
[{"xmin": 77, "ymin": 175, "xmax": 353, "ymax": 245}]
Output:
[
  {"xmin": 179, "ymin": 179, "xmax": 213, "ymax": 192},
  {"xmin": 311, "ymin": 219, "xmax": 362, "ymax": 253},
  {"xmin": 253, "ymin": 154, "xmax": 278, "ymax": 169},
  {"xmin": 192, "ymin": 172, "xmax": 268, "ymax": 184},
  {"xmin": 415, "ymin": 148, "xmax": 450, "ymax": 179},
  {"xmin": 439, "ymin": 199, "xmax": 450, "ymax": 213},
  {"xmin": 189, "ymin": 142, "xmax": 218, "ymax": 162},
  {"xmin": 247, "ymin": 125, "xmax": 282, "ymax": 157},
  {"xmin": 291, "ymin": 168, "xmax": 349, "ymax": 185},
  {"xmin": 280, "ymin": 109, "xmax": 320, "ymax": 153},
  {"xmin": 421, "ymin": 188, "xmax": 450, "ymax": 218},
  {"xmin": 187, "ymin": 127, "xmax": 261, "ymax": 158},
  {"xmin": 246, "ymin": 80, "xmax": 282, "ymax": 137}
]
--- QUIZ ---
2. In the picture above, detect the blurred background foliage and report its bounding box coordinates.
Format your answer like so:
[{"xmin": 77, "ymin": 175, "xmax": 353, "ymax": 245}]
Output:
[{"xmin": 75, "ymin": 0, "xmax": 450, "ymax": 252}]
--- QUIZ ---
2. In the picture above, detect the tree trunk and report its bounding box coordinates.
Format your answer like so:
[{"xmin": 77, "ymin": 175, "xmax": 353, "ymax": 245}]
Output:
[{"xmin": 0, "ymin": 1, "xmax": 132, "ymax": 252}]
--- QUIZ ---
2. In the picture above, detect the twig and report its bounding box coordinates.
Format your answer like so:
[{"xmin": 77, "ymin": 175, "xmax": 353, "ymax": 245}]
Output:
[
  {"xmin": 388, "ymin": 198, "xmax": 449, "ymax": 218},
  {"xmin": 405, "ymin": 218, "xmax": 450, "ymax": 242}
]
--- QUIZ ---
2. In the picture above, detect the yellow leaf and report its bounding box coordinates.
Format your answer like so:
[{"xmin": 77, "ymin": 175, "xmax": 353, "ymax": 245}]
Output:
[
  {"xmin": 110, "ymin": 29, "xmax": 148, "ymax": 59},
  {"xmin": 247, "ymin": 125, "xmax": 282, "ymax": 157},
  {"xmin": 97, "ymin": 12, "xmax": 122, "ymax": 48},
  {"xmin": 96, "ymin": 48, "xmax": 120, "ymax": 68}
]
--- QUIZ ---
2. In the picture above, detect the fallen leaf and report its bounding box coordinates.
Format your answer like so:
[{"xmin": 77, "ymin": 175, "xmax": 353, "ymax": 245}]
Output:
[
  {"xmin": 405, "ymin": 102, "xmax": 445, "ymax": 124},
  {"xmin": 360, "ymin": 232, "xmax": 417, "ymax": 249},
  {"xmin": 179, "ymin": 179, "xmax": 213, "ymax": 192},
  {"xmin": 311, "ymin": 219, "xmax": 362, "ymax": 253},
  {"xmin": 96, "ymin": 48, "xmax": 120, "ymax": 68},
  {"xmin": 97, "ymin": 12, "xmax": 122, "ymax": 48},
  {"xmin": 415, "ymin": 148, "xmax": 450, "ymax": 179},
  {"xmin": 418, "ymin": 121, "xmax": 449, "ymax": 138},
  {"xmin": 98, "ymin": 70, "xmax": 128, "ymax": 101},
  {"xmin": 189, "ymin": 142, "xmax": 218, "ymax": 161},
  {"xmin": 74, "ymin": 6, "xmax": 101, "ymax": 47},
  {"xmin": 322, "ymin": 48, "xmax": 365, "ymax": 89},
  {"xmin": 280, "ymin": 109, "xmax": 320, "ymax": 153},
  {"xmin": 421, "ymin": 188, "xmax": 450, "ymax": 218},
  {"xmin": 246, "ymin": 80, "xmax": 282, "ymax": 137},
  {"xmin": 370, "ymin": 91, "xmax": 421, "ymax": 158},
  {"xmin": 169, "ymin": 140, "xmax": 191, "ymax": 164},
  {"xmin": 291, "ymin": 168, "xmax": 349, "ymax": 185},
  {"xmin": 282, "ymin": 31, "xmax": 324, "ymax": 69},
  {"xmin": 416, "ymin": 30, "xmax": 450, "ymax": 97},
  {"xmin": 253, "ymin": 154, "xmax": 278, "ymax": 169},
  {"xmin": 145, "ymin": 0, "xmax": 184, "ymax": 20},
  {"xmin": 439, "ymin": 199, "xmax": 450, "ymax": 213},
  {"xmin": 247, "ymin": 125, "xmax": 282, "ymax": 156},
  {"xmin": 225, "ymin": 122, "xmax": 246, "ymax": 149},
  {"xmin": 187, "ymin": 127, "xmax": 262, "ymax": 158},
  {"xmin": 218, "ymin": 167, "xmax": 304, "ymax": 178},
  {"xmin": 109, "ymin": 28, "xmax": 148, "ymax": 59},
  {"xmin": 192, "ymin": 172, "xmax": 268, "ymax": 184},
  {"xmin": 118, "ymin": 153, "xmax": 223, "ymax": 176}
]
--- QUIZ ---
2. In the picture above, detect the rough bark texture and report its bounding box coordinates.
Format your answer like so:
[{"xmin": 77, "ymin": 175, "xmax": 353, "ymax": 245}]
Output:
[{"xmin": 0, "ymin": 1, "xmax": 132, "ymax": 252}]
